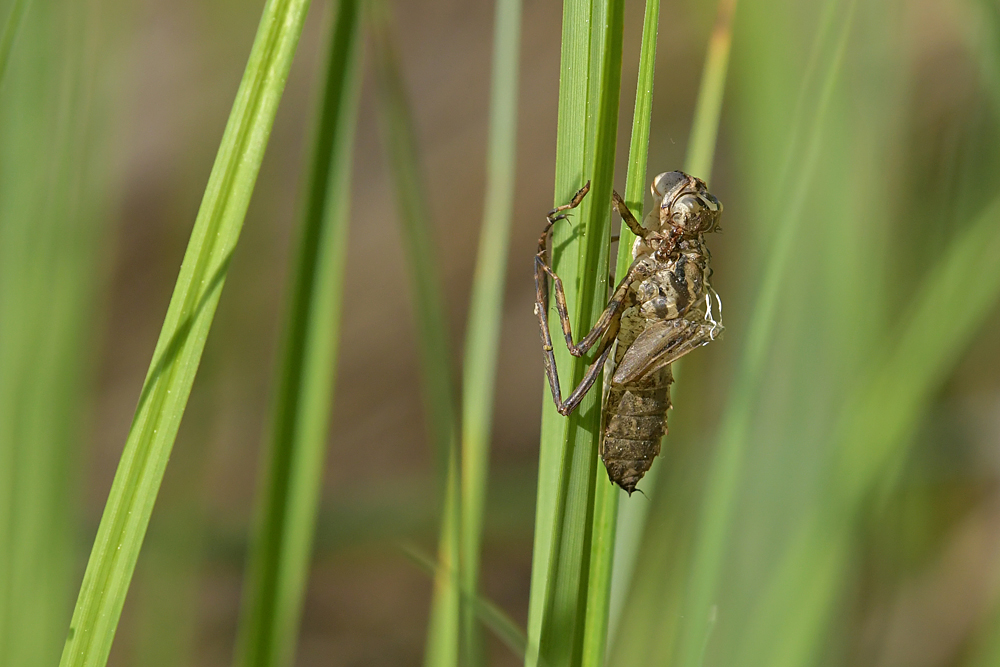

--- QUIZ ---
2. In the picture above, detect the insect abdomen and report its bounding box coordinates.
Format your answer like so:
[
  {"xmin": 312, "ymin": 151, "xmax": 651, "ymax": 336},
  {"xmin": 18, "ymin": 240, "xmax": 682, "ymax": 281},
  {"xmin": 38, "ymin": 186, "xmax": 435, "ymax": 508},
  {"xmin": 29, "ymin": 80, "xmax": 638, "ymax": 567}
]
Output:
[{"xmin": 601, "ymin": 366, "xmax": 672, "ymax": 494}]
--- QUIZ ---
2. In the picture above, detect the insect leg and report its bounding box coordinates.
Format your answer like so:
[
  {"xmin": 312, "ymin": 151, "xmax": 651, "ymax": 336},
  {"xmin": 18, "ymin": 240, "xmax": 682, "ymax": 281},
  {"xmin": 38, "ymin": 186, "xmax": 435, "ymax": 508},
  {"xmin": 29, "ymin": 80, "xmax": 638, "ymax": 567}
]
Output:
[
  {"xmin": 535, "ymin": 186, "xmax": 655, "ymax": 415},
  {"xmin": 536, "ymin": 187, "xmax": 647, "ymax": 358},
  {"xmin": 535, "ymin": 259, "xmax": 650, "ymax": 416},
  {"xmin": 535, "ymin": 181, "xmax": 600, "ymax": 358},
  {"xmin": 536, "ymin": 181, "xmax": 592, "ymax": 267},
  {"xmin": 611, "ymin": 190, "xmax": 648, "ymax": 239},
  {"xmin": 537, "ymin": 333, "xmax": 615, "ymax": 417},
  {"xmin": 537, "ymin": 260, "xmax": 641, "ymax": 356}
]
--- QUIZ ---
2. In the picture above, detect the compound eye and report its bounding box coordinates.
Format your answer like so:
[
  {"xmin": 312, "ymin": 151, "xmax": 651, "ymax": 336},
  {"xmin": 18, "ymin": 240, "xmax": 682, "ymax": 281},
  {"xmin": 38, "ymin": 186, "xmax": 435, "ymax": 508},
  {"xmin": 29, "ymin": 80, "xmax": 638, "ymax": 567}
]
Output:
[
  {"xmin": 697, "ymin": 193, "xmax": 722, "ymax": 232},
  {"xmin": 668, "ymin": 194, "xmax": 703, "ymax": 229},
  {"xmin": 701, "ymin": 192, "xmax": 721, "ymax": 213},
  {"xmin": 652, "ymin": 171, "xmax": 687, "ymax": 198}
]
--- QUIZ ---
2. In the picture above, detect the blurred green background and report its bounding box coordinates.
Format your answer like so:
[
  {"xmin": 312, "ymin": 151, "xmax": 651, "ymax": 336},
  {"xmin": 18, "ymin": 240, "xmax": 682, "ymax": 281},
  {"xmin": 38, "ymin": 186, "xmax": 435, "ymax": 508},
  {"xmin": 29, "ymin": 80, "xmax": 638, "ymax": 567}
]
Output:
[{"xmin": 2, "ymin": 0, "xmax": 1000, "ymax": 666}]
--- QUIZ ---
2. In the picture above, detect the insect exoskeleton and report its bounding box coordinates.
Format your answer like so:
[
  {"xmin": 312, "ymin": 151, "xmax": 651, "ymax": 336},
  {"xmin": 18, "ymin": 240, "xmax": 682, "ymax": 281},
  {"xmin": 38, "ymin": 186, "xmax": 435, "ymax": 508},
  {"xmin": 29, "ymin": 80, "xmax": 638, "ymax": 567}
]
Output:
[{"xmin": 534, "ymin": 171, "xmax": 724, "ymax": 494}]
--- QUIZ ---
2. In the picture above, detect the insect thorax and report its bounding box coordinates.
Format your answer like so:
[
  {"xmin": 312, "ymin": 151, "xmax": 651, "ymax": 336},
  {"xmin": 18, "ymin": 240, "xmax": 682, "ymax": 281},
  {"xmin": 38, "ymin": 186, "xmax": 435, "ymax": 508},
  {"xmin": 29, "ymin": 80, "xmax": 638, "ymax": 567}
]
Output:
[
  {"xmin": 636, "ymin": 237, "xmax": 712, "ymax": 317},
  {"xmin": 612, "ymin": 239, "xmax": 722, "ymax": 374}
]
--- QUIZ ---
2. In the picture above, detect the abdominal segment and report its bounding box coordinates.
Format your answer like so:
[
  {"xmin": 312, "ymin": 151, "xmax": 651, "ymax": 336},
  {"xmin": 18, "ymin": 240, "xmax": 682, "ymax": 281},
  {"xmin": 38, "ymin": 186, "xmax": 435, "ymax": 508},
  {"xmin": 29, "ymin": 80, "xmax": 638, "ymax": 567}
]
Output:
[{"xmin": 601, "ymin": 365, "xmax": 672, "ymax": 494}]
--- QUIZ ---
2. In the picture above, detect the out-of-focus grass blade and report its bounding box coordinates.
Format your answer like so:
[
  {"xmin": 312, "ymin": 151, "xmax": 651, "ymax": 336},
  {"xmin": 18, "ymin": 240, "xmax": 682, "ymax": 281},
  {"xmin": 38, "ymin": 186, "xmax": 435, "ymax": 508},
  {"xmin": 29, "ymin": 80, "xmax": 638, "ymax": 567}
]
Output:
[
  {"xmin": 0, "ymin": 1, "xmax": 112, "ymax": 664},
  {"xmin": 773, "ymin": 0, "xmax": 838, "ymax": 192},
  {"xmin": 967, "ymin": 600, "xmax": 1000, "ymax": 667},
  {"xmin": 232, "ymin": 2, "xmax": 363, "ymax": 667},
  {"xmin": 370, "ymin": 5, "xmax": 461, "ymax": 667},
  {"xmin": 58, "ymin": 2, "xmax": 313, "ymax": 665},
  {"xmin": 0, "ymin": 0, "xmax": 29, "ymax": 87},
  {"xmin": 684, "ymin": 0, "xmax": 737, "ymax": 183},
  {"xmin": 459, "ymin": 0, "xmax": 522, "ymax": 664},
  {"xmin": 370, "ymin": 2, "xmax": 458, "ymax": 476},
  {"xmin": 969, "ymin": 0, "xmax": 1000, "ymax": 117},
  {"xmin": 674, "ymin": 3, "xmax": 857, "ymax": 665},
  {"xmin": 526, "ymin": 1, "xmax": 624, "ymax": 666},
  {"xmin": 423, "ymin": 455, "xmax": 461, "ymax": 667},
  {"xmin": 606, "ymin": 0, "xmax": 735, "ymax": 651},
  {"xmin": 740, "ymin": 193, "xmax": 1000, "ymax": 667},
  {"xmin": 403, "ymin": 544, "xmax": 530, "ymax": 664},
  {"xmin": 960, "ymin": 9, "xmax": 1000, "ymax": 665},
  {"xmin": 832, "ymin": 196, "xmax": 1000, "ymax": 507}
]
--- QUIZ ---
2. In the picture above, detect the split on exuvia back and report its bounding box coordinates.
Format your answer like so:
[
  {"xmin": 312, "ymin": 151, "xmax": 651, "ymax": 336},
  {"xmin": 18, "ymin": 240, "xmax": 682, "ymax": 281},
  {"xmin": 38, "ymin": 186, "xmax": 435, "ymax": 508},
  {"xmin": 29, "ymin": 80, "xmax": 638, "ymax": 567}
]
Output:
[{"xmin": 534, "ymin": 171, "xmax": 724, "ymax": 494}]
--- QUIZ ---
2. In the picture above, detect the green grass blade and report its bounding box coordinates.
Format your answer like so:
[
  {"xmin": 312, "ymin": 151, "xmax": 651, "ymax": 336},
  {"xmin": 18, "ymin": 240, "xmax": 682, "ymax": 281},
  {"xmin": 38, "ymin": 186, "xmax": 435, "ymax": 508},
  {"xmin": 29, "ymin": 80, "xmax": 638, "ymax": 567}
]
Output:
[
  {"xmin": 523, "ymin": 0, "xmax": 596, "ymax": 657},
  {"xmin": 605, "ymin": 0, "xmax": 736, "ymax": 652},
  {"xmin": 613, "ymin": 0, "xmax": 660, "ymax": 285},
  {"xmin": 370, "ymin": 6, "xmax": 461, "ymax": 666},
  {"xmin": 231, "ymin": 2, "xmax": 363, "ymax": 666},
  {"xmin": 738, "ymin": 193, "xmax": 1000, "ymax": 667},
  {"xmin": 526, "ymin": 1, "xmax": 624, "ymax": 666},
  {"xmin": 960, "ymin": 10, "xmax": 1000, "ymax": 665},
  {"xmin": 968, "ymin": 0, "xmax": 1000, "ymax": 118},
  {"xmin": 773, "ymin": 0, "xmax": 838, "ymax": 192},
  {"xmin": 425, "ymin": 454, "xmax": 461, "ymax": 667},
  {"xmin": 580, "ymin": 463, "xmax": 620, "ymax": 667},
  {"xmin": 584, "ymin": 1, "xmax": 662, "ymax": 663},
  {"xmin": 831, "ymin": 197, "xmax": 1000, "ymax": 510},
  {"xmin": 403, "ymin": 544, "xmax": 530, "ymax": 663},
  {"xmin": 0, "ymin": 0, "xmax": 29, "ymax": 88},
  {"xmin": 460, "ymin": 0, "xmax": 522, "ymax": 664},
  {"xmin": 370, "ymin": 4, "xmax": 458, "ymax": 478},
  {"xmin": 674, "ymin": 3, "xmax": 857, "ymax": 665},
  {"xmin": 684, "ymin": 0, "xmax": 737, "ymax": 183},
  {"xmin": 0, "ymin": 1, "xmax": 113, "ymax": 664},
  {"xmin": 967, "ymin": 599, "xmax": 1000, "ymax": 667},
  {"xmin": 58, "ymin": 2, "xmax": 313, "ymax": 665}
]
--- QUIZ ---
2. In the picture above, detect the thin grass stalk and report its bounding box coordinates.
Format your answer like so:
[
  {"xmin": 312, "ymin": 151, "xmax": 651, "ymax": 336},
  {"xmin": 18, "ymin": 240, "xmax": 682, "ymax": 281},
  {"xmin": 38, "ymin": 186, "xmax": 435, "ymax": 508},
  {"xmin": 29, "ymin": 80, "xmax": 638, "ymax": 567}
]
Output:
[
  {"xmin": 773, "ymin": 0, "xmax": 838, "ymax": 193},
  {"xmin": 961, "ymin": 10, "xmax": 1000, "ymax": 664},
  {"xmin": 369, "ymin": 6, "xmax": 461, "ymax": 666},
  {"xmin": 969, "ymin": 0, "xmax": 1000, "ymax": 119},
  {"xmin": 0, "ymin": 0, "xmax": 30, "ymax": 88},
  {"xmin": 370, "ymin": 4, "xmax": 458, "ymax": 478},
  {"xmin": 674, "ymin": 3, "xmax": 857, "ymax": 665},
  {"xmin": 526, "ymin": 1, "xmax": 624, "ymax": 666},
  {"xmin": 580, "ymin": 2, "xmax": 661, "ymax": 664},
  {"xmin": 0, "ymin": 1, "xmax": 109, "ymax": 663},
  {"xmin": 967, "ymin": 599, "xmax": 1000, "ymax": 667},
  {"xmin": 605, "ymin": 0, "xmax": 735, "ymax": 651},
  {"xmin": 58, "ymin": 2, "xmax": 313, "ymax": 665},
  {"xmin": 404, "ymin": 544, "xmax": 531, "ymax": 663},
  {"xmin": 459, "ymin": 0, "xmax": 522, "ymax": 664},
  {"xmin": 684, "ymin": 0, "xmax": 737, "ymax": 183},
  {"xmin": 426, "ymin": 456, "xmax": 461, "ymax": 667},
  {"xmin": 579, "ymin": 471, "xmax": 618, "ymax": 667},
  {"xmin": 232, "ymin": 2, "xmax": 363, "ymax": 666},
  {"xmin": 603, "ymin": 4, "xmax": 662, "ymax": 645}
]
